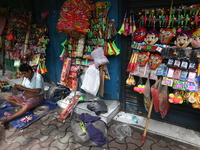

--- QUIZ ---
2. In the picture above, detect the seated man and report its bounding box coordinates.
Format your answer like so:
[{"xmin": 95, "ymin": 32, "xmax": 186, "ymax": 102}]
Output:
[{"xmin": 0, "ymin": 63, "xmax": 44, "ymax": 128}]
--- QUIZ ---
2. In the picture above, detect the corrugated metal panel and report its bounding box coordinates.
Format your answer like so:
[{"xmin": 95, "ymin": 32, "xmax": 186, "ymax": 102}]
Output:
[{"xmin": 123, "ymin": 0, "xmax": 200, "ymax": 131}]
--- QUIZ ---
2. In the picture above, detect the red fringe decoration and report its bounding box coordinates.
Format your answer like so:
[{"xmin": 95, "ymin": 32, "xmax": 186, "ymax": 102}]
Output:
[{"xmin": 57, "ymin": 0, "xmax": 94, "ymax": 34}]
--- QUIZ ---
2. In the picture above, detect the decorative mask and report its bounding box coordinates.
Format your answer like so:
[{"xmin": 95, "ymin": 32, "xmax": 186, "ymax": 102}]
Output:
[
  {"xmin": 144, "ymin": 28, "xmax": 159, "ymax": 46},
  {"xmin": 174, "ymin": 28, "xmax": 192, "ymax": 48},
  {"xmin": 149, "ymin": 54, "xmax": 162, "ymax": 70},
  {"xmin": 191, "ymin": 28, "xmax": 200, "ymax": 48},
  {"xmin": 137, "ymin": 52, "xmax": 150, "ymax": 67},
  {"xmin": 159, "ymin": 28, "xmax": 176, "ymax": 44},
  {"xmin": 133, "ymin": 27, "xmax": 147, "ymax": 43}
]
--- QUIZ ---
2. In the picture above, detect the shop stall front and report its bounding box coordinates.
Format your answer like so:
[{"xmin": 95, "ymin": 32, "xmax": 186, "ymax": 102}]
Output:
[{"xmin": 120, "ymin": 0, "xmax": 200, "ymax": 132}]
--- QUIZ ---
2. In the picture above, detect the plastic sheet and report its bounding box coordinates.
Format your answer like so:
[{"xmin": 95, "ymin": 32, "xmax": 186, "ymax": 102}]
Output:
[
  {"xmin": 151, "ymin": 78, "xmax": 161, "ymax": 112},
  {"xmin": 111, "ymin": 123, "xmax": 132, "ymax": 140},
  {"xmin": 0, "ymin": 92, "xmax": 13, "ymax": 102},
  {"xmin": 159, "ymin": 85, "xmax": 170, "ymax": 118}
]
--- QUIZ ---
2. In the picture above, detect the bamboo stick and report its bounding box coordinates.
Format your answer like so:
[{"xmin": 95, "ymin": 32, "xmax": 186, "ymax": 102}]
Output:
[
  {"xmin": 141, "ymin": 99, "xmax": 154, "ymax": 143},
  {"xmin": 1, "ymin": 35, "xmax": 5, "ymax": 75},
  {"xmin": 24, "ymin": 12, "xmax": 32, "ymax": 58}
]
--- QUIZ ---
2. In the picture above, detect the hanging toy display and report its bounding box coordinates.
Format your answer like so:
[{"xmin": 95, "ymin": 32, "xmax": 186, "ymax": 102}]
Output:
[
  {"xmin": 57, "ymin": 0, "xmax": 93, "ymax": 35},
  {"xmin": 6, "ymin": 9, "xmax": 29, "ymax": 62},
  {"xmin": 29, "ymin": 12, "xmax": 49, "ymax": 73},
  {"xmin": 118, "ymin": 11, "xmax": 136, "ymax": 36},
  {"xmin": 57, "ymin": 0, "xmax": 119, "ymax": 98},
  {"xmin": 123, "ymin": 2, "xmax": 200, "ymax": 122}
]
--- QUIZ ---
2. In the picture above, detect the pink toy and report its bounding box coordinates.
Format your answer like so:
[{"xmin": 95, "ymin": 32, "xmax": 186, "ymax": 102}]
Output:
[
  {"xmin": 133, "ymin": 84, "xmax": 145, "ymax": 93},
  {"xmin": 168, "ymin": 93, "xmax": 183, "ymax": 104}
]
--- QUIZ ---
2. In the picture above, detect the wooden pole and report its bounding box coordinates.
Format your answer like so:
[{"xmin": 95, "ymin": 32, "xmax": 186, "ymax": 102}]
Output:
[
  {"xmin": 23, "ymin": 12, "xmax": 32, "ymax": 63},
  {"xmin": 1, "ymin": 35, "xmax": 5, "ymax": 75},
  {"xmin": 141, "ymin": 99, "xmax": 154, "ymax": 143},
  {"xmin": 170, "ymin": 0, "xmax": 174, "ymax": 9}
]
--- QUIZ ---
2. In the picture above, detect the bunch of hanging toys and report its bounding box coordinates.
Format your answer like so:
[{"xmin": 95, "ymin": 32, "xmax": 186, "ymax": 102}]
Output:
[{"xmin": 118, "ymin": 4, "xmax": 200, "ymax": 32}]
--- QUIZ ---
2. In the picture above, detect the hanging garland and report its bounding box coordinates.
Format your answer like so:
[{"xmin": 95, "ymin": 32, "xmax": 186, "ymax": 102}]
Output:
[{"xmin": 57, "ymin": 0, "xmax": 94, "ymax": 35}]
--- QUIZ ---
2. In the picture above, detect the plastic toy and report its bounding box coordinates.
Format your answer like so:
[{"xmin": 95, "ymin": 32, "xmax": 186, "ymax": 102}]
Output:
[
  {"xmin": 174, "ymin": 28, "xmax": 192, "ymax": 48},
  {"xmin": 137, "ymin": 52, "xmax": 150, "ymax": 67},
  {"xmin": 0, "ymin": 79, "xmax": 11, "ymax": 91},
  {"xmin": 187, "ymin": 92, "xmax": 198, "ymax": 103},
  {"xmin": 192, "ymin": 102, "xmax": 200, "ymax": 109},
  {"xmin": 191, "ymin": 28, "xmax": 200, "ymax": 48},
  {"xmin": 4, "ymin": 112, "xmax": 12, "ymax": 117},
  {"xmin": 20, "ymin": 115, "xmax": 32, "ymax": 123},
  {"xmin": 126, "ymin": 74, "xmax": 135, "ymax": 85},
  {"xmin": 159, "ymin": 28, "xmax": 176, "ymax": 44},
  {"xmin": 133, "ymin": 27, "xmax": 147, "ymax": 43},
  {"xmin": 168, "ymin": 92, "xmax": 183, "ymax": 104},
  {"xmin": 144, "ymin": 28, "xmax": 159, "ymax": 46},
  {"xmin": 133, "ymin": 84, "xmax": 145, "ymax": 93},
  {"xmin": 149, "ymin": 54, "xmax": 162, "ymax": 70}
]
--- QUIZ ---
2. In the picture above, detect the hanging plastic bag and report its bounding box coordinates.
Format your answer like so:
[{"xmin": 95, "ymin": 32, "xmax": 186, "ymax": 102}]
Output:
[
  {"xmin": 143, "ymin": 76, "xmax": 151, "ymax": 111},
  {"xmin": 81, "ymin": 64, "xmax": 100, "ymax": 96},
  {"xmin": 151, "ymin": 78, "xmax": 161, "ymax": 112},
  {"xmin": 111, "ymin": 123, "xmax": 132, "ymax": 140},
  {"xmin": 159, "ymin": 85, "xmax": 170, "ymax": 118},
  {"xmin": 0, "ymin": 92, "xmax": 13, "ymax": 102},
  {"xmin": 91, "ymin": 47, "xmax": 109, "ymax": 67}
]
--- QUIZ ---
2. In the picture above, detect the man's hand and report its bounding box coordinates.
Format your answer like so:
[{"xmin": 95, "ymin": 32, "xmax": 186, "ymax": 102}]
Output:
[
  {"xmin": 13, "ymin": 84, "xmax": 24, "ymax": 91},
  {"xmin": 13, "ymin": 84, "xmax": 19, "ymax": 89},
  {"xmin": 16, "ymin": 85, "xmax": 25, "ymax": 91}
]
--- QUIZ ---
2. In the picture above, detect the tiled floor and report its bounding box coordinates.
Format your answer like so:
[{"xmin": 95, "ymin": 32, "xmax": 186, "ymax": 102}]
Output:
[
  {"xmin": 1, "ymin": 70, "xmax": 200, "ymax": 150},
  {"xmin": 113, "ymin": 111, "xmax": 200, "ymax": 148},
  {"xmin": 1, "ymin": 108, "xmax": 200, "ymax": 150}
]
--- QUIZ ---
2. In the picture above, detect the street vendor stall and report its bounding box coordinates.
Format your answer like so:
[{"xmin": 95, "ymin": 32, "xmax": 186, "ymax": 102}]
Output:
[{"xmin": 120, "ymin": 0, "xmax": 200, "ymax": 133}]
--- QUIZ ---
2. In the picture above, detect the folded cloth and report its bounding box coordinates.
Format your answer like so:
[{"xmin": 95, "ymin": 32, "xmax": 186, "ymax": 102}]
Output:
[
  {"xmin": 87, "ymin": 100, "xmax": 108, "ymax": 115},
  {"xmin": 78, "ymin": 113, "xmax": 108, "ymax": 147}
]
